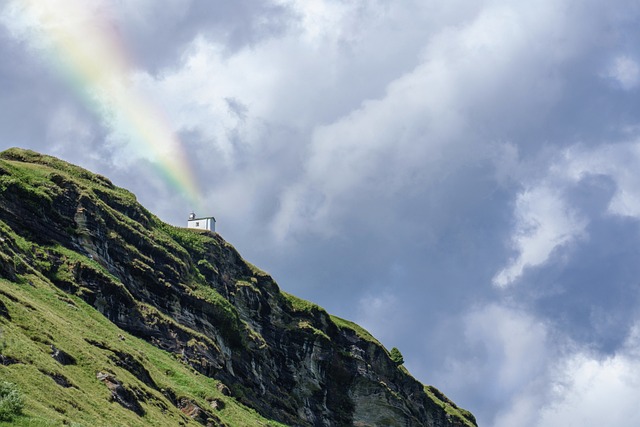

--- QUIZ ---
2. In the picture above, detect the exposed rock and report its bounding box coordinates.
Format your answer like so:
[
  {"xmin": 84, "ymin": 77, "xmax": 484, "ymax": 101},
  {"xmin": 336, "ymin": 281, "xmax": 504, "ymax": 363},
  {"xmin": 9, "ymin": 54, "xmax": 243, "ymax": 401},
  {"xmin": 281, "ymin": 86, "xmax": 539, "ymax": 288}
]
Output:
[
  {"xmin": 0, "ymin": 299, "xmax": 11, "ymax": 320},
  {"xmin": 177, "ymin": 397, "xmax": 226, "ymax": 426},
  {"xmin": 109, "ymin": 350, "xmax": 157, "ymax": 389},
  {"xmin": 208, "ymin": 397, "xmax": 225, "ymax": 411},
  {"xmin": 161, "ymin": 387, "xmax": 178, "ymax": 406},
  {"xmin": 0, "ymin": 354, "xmax": 21, "ymax": 366},
  {"xmin": 216, "ymin": 382, "xmax": 231, "ymax": 396},
  {"xmin": 96, "ymin": 371, "xmax": 145, "ymax": 416},
  {"xmin": 50, "ymin": 345, "xmax": 76, "ymax": 365},
  {"xmin": 40, "ymin": 370, "xmax": 74, "ymax": 388},
  {"xmin": 85, "ymin": 339, "xmax": 157, "ymax": 388}
]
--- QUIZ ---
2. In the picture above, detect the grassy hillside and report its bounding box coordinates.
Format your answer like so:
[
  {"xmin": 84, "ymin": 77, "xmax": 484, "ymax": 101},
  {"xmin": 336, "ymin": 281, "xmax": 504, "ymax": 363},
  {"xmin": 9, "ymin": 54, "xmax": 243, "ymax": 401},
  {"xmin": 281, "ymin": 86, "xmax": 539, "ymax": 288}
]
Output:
[
  {"xmin": 0, "ymin": 273, "xmax": 285, "ymax": 426},
  {"xmin": 0, "ymin": 148, "xmax": 476, "ymax": 427}
]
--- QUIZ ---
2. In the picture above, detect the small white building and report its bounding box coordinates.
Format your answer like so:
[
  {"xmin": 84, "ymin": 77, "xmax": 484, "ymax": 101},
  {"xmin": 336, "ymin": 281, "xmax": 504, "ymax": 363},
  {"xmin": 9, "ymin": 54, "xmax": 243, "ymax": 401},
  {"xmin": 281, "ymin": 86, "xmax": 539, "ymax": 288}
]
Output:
[{"xmin": 187, "ymin": 212, "xmax": 216, "ymax": 232}]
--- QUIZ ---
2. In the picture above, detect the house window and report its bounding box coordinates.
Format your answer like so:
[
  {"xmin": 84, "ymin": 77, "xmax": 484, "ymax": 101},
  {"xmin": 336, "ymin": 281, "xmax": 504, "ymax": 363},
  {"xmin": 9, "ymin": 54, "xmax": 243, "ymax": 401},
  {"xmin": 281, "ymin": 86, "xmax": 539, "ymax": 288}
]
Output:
[{"xmin": 196, "ymin": 222, "xmax": 199, "ymax": 226}]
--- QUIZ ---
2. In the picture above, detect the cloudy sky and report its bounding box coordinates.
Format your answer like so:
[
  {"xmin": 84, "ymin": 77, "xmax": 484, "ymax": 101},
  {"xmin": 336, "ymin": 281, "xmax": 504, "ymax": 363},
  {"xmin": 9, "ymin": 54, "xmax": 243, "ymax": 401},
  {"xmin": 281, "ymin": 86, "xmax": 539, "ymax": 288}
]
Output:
[{"xmin": 3, "ymin": 0, "xmax": 640, "ymax": 425}]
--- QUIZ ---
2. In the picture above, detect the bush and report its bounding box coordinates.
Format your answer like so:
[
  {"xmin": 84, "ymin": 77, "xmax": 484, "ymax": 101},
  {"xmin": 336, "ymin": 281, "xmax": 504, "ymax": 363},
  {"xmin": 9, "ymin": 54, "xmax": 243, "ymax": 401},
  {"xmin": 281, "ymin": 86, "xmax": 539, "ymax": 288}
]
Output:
[
  {"xmin": 0, "ymin": 381, "xmax": 24, "ymax": 421},
  {"xmin": 390, "ymin": 347, "xmax": 404, "ymax": 366}
]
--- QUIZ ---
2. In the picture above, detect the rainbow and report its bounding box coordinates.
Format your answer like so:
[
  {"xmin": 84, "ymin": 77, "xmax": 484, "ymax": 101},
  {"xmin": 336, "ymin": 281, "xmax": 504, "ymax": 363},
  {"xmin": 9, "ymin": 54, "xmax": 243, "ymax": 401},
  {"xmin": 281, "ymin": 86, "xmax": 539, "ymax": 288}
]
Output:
[{"xmin": 14, "ymin": 0, "xmax": 202, "ymax": 208}]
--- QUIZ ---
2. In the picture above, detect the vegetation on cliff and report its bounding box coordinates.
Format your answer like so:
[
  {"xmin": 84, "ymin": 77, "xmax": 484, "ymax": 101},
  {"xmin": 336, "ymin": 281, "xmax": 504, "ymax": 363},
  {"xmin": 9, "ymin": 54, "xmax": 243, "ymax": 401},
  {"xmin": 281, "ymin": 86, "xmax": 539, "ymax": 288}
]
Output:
[{"xmin": 0, "ymin": 148, "xmax": 476, "ymax": 427}]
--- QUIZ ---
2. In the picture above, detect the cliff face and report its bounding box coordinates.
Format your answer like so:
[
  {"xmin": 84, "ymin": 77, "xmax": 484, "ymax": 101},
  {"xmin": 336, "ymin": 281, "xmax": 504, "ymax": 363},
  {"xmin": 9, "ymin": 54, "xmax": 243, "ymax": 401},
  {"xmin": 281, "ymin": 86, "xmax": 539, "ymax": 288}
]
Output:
[{"xmin": 0, "ymin": 148, "xmax": 476, "ymax": 427}]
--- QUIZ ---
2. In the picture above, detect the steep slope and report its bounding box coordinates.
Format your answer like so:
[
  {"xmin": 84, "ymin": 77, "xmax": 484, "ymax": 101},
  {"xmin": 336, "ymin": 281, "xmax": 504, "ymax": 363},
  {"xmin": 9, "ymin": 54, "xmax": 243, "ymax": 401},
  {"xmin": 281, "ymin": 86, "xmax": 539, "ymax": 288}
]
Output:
[{"xmin": 0, "ymin": 148, "xmax": 476, "ymax": 427}]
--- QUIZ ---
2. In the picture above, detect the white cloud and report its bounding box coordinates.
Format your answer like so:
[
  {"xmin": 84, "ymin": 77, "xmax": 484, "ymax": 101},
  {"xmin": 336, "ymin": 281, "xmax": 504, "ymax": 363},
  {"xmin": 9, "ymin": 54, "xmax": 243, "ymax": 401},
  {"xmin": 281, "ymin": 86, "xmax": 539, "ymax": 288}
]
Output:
[
  {"xmin": 492, "ymin": 316, "xmax": 640, "ymax": 427},
  {"xmin": 131, "ymin": 38, "xmax": 267, "ymax": 164},
  {"xmin": 494, "ymin": 138, "xmax": 640, "ymax": 287},
  {"xmin": 606, "ymin": 55, "xmax": 640, "ymax": 90},
  {"xmin": 272, "ymin": 0, "xmax": 587, "ymax": 241},
  {"xmin": 12, "ymin": 0, "xmax": 601, "ymax": 245},
  {"xmin": 434, "ymin": 304, "xmax": 553, "ymax": 427},
  {"xmin": 492, "ymin": 184, "xmax": 587, "ymax": 287},
  {"xmin": 442, "ymin": 304, "xmax": 640, "ymax": 427},
  {"xmin": 465, "ymin": 304, "xmax": 550, "ymax": 397},
  {"xmin": 275, "ymin": 0, "xmax": 358, "ymax": 45},
  {"xmin": 535, "ymin": 350, "xmax": 640, "ymax": 427},
  {"xmin": 486, "ymin": 138, "xmax": 640, "ymax": 425}
]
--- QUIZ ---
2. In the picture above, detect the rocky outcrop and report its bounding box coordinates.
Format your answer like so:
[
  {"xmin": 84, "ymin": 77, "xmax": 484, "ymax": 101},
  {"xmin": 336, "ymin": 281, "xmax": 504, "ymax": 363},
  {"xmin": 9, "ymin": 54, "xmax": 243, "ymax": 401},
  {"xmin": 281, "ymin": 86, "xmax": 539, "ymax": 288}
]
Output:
[
  {"xmin": 96, "ymin": 371, "xmax": 146, "ymax": 416},
  {"xmin": 0, "ymin": 148, "xmax": 476, "ymax": 427}
]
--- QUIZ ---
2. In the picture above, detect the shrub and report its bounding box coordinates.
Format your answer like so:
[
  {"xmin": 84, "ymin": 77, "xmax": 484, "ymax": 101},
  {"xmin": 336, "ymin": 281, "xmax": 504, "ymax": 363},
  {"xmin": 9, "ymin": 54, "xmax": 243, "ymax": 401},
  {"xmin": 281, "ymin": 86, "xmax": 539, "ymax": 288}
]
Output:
[
  {"xmin": 390, "ymin": 347, "xmax": 404, "ymax": 366},
  {"xmin": 0, "ymin": 381, "xmax": 24, "ymax": 421}
]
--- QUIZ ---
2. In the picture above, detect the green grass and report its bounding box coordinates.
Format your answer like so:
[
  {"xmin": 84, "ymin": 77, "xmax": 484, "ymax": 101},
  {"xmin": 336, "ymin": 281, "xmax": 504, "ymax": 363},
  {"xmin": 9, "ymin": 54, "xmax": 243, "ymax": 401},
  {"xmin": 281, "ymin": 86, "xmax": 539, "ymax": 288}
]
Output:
[
  {"xmin": 0, "ymin": 150, "xmax": 150, "ymax": 237},
  {"xmin": 423, "ymin": 385, "xmax": 477, "ymax": 427},
  {"xmin": 296, "ymin": 321, "xmax": 330, "ymax": 341},
  {"xmin": 0, "ymin": 150, "xmax": 134, "ymax": 209},
  {"xmin": 329, "ymin": 315, "xmax": 381, "ymax": 345},
  {"xmin": 0, "ymin": 381, "xmax": 24, "ymax": 421},
  {"xmin": 159, "ymin": 224, "xmax": 213, "ymax": 259},
  {"xmin": 281, "ymin": 292, "xmax": 324, "ymax": 315}
]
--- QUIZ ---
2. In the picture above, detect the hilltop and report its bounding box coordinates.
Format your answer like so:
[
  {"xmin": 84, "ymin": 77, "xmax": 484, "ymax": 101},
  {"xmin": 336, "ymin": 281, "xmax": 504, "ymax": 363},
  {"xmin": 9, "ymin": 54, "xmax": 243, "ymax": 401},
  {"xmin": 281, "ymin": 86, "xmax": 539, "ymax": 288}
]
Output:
[{"xmin": 0, "ymin": 148, "xmax": 476, "ymax": 426}]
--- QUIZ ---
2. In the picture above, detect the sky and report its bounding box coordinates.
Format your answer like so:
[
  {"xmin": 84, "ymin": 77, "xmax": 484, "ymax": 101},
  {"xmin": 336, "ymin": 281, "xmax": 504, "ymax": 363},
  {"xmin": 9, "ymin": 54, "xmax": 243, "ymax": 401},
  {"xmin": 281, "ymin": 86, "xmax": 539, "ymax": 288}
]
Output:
[{"xmin": 2, "ymin": 1, "xmax": 640, "ymax": 425}]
